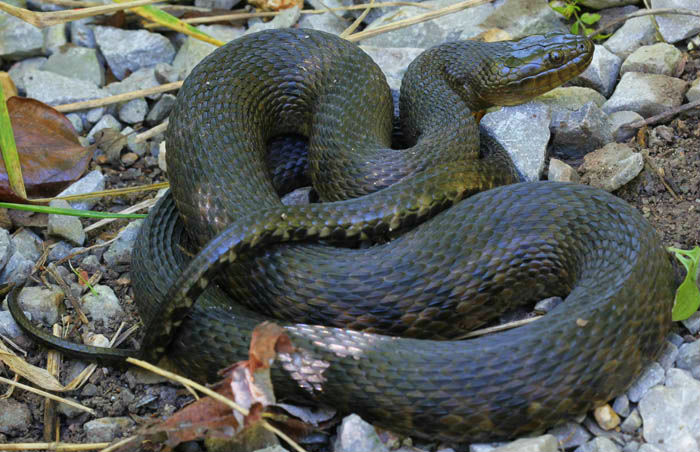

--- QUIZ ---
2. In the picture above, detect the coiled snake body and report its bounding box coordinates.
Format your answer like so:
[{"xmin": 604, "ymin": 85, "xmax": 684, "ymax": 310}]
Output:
[{"xmin": 10, "ymin": 29, "xmax": 675, "ymax": 441}]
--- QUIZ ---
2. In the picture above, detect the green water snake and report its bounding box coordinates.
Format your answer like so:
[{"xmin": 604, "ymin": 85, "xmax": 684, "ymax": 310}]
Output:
[{"xmin": 9, "ymin": 29, "xmax": 675, "ymax": 442}]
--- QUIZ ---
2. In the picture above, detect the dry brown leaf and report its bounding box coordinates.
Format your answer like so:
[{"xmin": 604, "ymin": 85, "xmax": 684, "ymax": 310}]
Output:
[
  {"xmin": 2, "ymin": 97, "xmax": 94, "ymax": 201},
  {"xmin": 0, "ymin": 72, "xmax": 18, "ymax": 98}
]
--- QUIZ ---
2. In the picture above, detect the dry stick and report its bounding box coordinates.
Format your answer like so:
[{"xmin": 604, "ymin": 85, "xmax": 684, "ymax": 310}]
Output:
[
  {"xmin": 84, "ymin": 197, "xmax": 158, "ymax": 233},
  {"xmin": 0, "ymin": 376, "xmax": 95, "ymax": 414},
  {"xmin": 176, "ymin": 1, "xmax": 431, "ymax": 25},
  {"xmin": 642, "ymin": 151, "xmax": 681, "ymax": 201},
  {"xmin": 126, "ymin": 358, "xmax": 309, "ymax": 452},
  {"xmin": 0, "ymin": 0, "xmax": 164, "ymax": 27},
  {"xmin": 0, "ymin": 442, "xmax": 111, "ymax": 451},
  {"xmin": 623, "ymin": 99, "xmax": 700, "ymax": 130},
  {"xmin": 134, "ymin": 119, "xmax": 169, "ymax": 143},
  {"xmin": 345, "ymin": 0, "xmax": 491, "ymax": 42},
  {"xmin": 591, "ymin": 7, "xmax": 700, "ymax": 35},
  {"xmin": 341, "ymin": 0, "xmax": 374, "ymax": 38},
  {"xmin": 456, "ymin": 316, "xmax": 542, "ymax": 339},
  {"xmin": 54, "ymin": 82, "xmax": 182, "ymax": 113},
  {"xmin": 98, "ymin": 436, "xmax": 140, "ymax": 452}
]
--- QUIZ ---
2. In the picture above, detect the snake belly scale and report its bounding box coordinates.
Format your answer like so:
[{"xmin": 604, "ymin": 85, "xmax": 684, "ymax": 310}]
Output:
[{"xmin": 8, "ymin": 29, "xmax": 675, "ymax": 442}]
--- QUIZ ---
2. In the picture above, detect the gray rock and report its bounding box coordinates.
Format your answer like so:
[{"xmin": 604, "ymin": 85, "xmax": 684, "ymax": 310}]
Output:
[
  {"xmin": 146, "ymin": 93, "xmax": 176, "ymax": 124},
  {"xmin": 23, "ymin": 70, "xmax": 109, "ymax": 106},
  {"xmin": 639, "ymin": 369, "xmax": 700, "ymax": 451},
  {"xmin": 103, "ymin": 220, "xmax": 143, "ymax": 265},
  {"xmin": 56, "ymin": 170, "xmax": 106, "ymax": 211},
  {"xmin": 668, "ymin": 332, "xmax": 684, "ymax": 347},
  {"xmin": 612, "ymin": 394, "xmax": 630, "ymax": 417},
  {"xmin": 48, "ymin": 241, "xmax": 73, "ymax": 262},
  {"xmin": 548, "ymin": 422, "xmax": 591, "ymax": 449},
  {"xmin": 361, "ymin": 46, "xmax": 424, "ymax": 90},
  {"xmin": 118, "ymin": 98, "xmax": 148, "ymax": 124},
  {"xmin": 57, "ymin": 397, "xmax": 84, "ymax": 418},
  {"xmin": 603, "ymin": 16, "xmax": 656, "ymax": 59},
  {"xmin": 81, "ymin": 285, "xmax": 124, "ymax": 324},
  {"xmin": 0, "ymin": 6, "xmax": 44, "ymax": 60},
  {"xmin": 480, "ymin": 102, "xmax": 551, "ymax": 181},
  {"xmin": 0, "ymin": 309, "xmax": 29, "ymax": 339},
  {"xmin": 87, "ymin": 114, "xmax": 122, "ymax": 143},
  {"xmin": 580, "ymin": 142, "xmax": 643, "ymax": 192},
  {"xmin": 154, "ymin": 62, "xmax": 179, "ymax": 84},
  {"xmin": 121, "ymin": 127, "xmax": 149, "ymax": 156},
  {"xmin": 687, "ymin": 78, "xmax": 700, "ymax": 102},
  {"xmin": 602, "ymin": 72, "xmax": 688, "ymax": 117},
  {"xmin": 537, "ymin": 86, "xmax": 607, "ymax": 110},
  {"xmin": 548, "ymin": 159, "xmax": 580, "ymax": 183},
  {"xmin": 658, "ymin": 340, "xmax": 679, "ymax": 370},
  {"xmin": 194, "ymin": 0, "xmax": 240, "ymax": 8},
  {"xmin": 13, "ymin": 229, "xmax": 42, "ymax": 263},
  {"xmin": 480, "ymin": 0, "xmax": 568, "ymax": 37},
  {"xmin": 69, "ymin": 18, "xmax": 96, "ymax": 48},
  {"xmin": 677, "ymin": 340, "xmax": 700, "ymax": 379},
  {"xmin": 93, "ymin": 26, "xmax": 175, "ymax": 80},
  {"xmin": 0, "ymin": 399, "xmax": 31, "ymax": 434},
  {"xmin": 572, "ymin": 44, "xmax": 622, "ymax": 98},
  {"xmin": 533, "ymin": 296, "xmax": 563, "ymax": 313},
  {"xmin": 47, "ymin": 199, "xmax": 86, "ymax": 246},
  {"xmin": 491, "ymin": 435, "xmax": 558, "ymax": 452},
  {"xmin": 7, "ymin": 56, "xmax": 46, "ymax": 95},
  {"xmin": 333, "ymin": 414, "xmax": 388, "ymax": 452},
  {"xmin": 622, "ymin": 441, "xmax": 640, "ymax": 452},
  {"xmin": 298, "ymin": 8, "xmax": 347, "ymax": 35},
  {"xmin": 86, "ymin": 107, "xmax": 106, "ymax": 124},
  {"xmin": 105, "ymin": 67, "xmax": 161, "ymax": 100},
  {"xmin": 637, "ymin": 444, "xmax": 664, "ymax": 452},
  {"xmin": 579, "ymin": 0, "xmax": 639, "ymax": 8},
  {"xmin": 0, "ymin": 253, "xmax": 33, "ymax": 285},
  {"xmin": 360, "ymin": 0, "xmax": 496, "ymax": 48},
  {"xmin": 608, "ymin": 110, "xmax": 643, "ymax": 142},
  {"xmin": 620, "ymin": 43, "xmax": 684, "ymax": 77},
  {"xmin": 682, "ymin": 311, "xmax": 700, "ymax": 334},
  {"xmin": 469, "ymin": 443, "xmax": 505, "ymax": 452},
  {"xmin": 252, "ymin": 447, "xmax": 289, "ymax": 452},
  {"xmin": 0, "ymin": 228, "xmax": 11, "ymax": 273},
  {"xmin": 281, "ymin": 187, "xmax": 312, "ymax": 206},
  {"xmin": 550, "ymin": 102, "xmax": 613, "ymax": 159},
  {"xmin": 172, "ymin": 24, "xmax": 245, "ymax": 79},
  {"xmin": 620, "ymin": 409, "xmax": 642, "ymax": 434},
  {"xmin": 41, "ymin": 45, "xmax": 104, "ymax": 86},
  {"xmin": 84, "ymin": 416, "xmax": 134, "ymax": 443},
  {"xmin": 575, "ymin": 437, "xmax": 620, "ymax": 452},
  {"xmin": 43, "ymin": 23, "xmax": 68, "ymax": 56},
  {"xmin": 66, "ymin": 113, "xmax": 84, "ymax": 133},
  {"xmin": 247, "ymin": 6, "xmax": 300, "ymax": 33},
  {"xmin": 13, "ymin": 285, "xmax": 64, "ymax": 325},
  {"xmin": 627, "ymin": 362, "xmax": 665, "ymax": 403},
  {"xmin": 651, "ymin": 0, "xmax": 700, "ymax": 43}
]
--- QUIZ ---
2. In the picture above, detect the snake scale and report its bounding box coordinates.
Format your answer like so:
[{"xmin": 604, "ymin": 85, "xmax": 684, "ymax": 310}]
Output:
[{"xmin": 9, "ymin": 29, "xmax": 676, "ymax": 442}]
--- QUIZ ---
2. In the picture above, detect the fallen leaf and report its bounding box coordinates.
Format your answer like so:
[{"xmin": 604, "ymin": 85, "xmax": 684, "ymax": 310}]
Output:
[
  {"xmin": 1, "ymin": 97, "xmax": 94, "ymax": 202},
  {"xmin": 0, "ymin": 73, "xmax": 17, "ymax": 99}
]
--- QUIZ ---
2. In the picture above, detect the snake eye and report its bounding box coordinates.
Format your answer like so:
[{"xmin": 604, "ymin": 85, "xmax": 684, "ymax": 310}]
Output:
[{"xmin": 547, "ymin": 50, "xmax": 564, "ymax": 64}]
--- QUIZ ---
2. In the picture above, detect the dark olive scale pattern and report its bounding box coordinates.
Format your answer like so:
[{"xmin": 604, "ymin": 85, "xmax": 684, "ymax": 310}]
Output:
[{"xmin": 8, "ymin": 29, "xmax": 675, "ymax": 442}]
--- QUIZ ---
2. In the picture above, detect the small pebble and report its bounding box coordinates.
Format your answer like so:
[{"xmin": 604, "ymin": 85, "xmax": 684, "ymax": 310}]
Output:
[{"xmin": 594, "ymin": 404, "xmax": 620, "ymax": 430}]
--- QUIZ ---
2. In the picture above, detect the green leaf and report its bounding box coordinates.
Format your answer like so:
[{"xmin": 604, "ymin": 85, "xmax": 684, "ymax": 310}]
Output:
[
  {"xmin": 571, "ymin": 21, "xmax": 579, "ymax": 34},
  {"xmin": 548, "ymin": 1, "xmax": 575, "ymax": 19},
  {"xmin": 668, "ymin": 246, "xmax": 700, "ymax": 321},
  {"xmin": 0, "ymin": 201, "xmax": 147, "ymax": 219},
  {"xmin": 592, "ymin": 32, "xmax": 612, "ymax": 41},
  {"xmin": 0, "ymin": 75, "xmax": 26, "ymax": 199},
  {"xmin": 584, "ymin": 26, "xmax": 595, "ymax": 36},
  {"xmin": 580, "ymin": 12, "xmax": 601, "ymax": 25}
]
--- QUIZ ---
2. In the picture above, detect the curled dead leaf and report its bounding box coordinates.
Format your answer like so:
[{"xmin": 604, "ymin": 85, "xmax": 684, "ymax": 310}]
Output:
[{"xmin": 2, "ymin": 97, "xmax": 94, "ymax": 201}]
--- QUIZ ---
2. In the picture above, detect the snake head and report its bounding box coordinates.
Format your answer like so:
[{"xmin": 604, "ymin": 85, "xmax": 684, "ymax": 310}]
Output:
[
  {"xmin": 445, "ymin": 32, "xmax": 594, "ymax": 110},
  {"xmin": 486, "ymin": 32, "xmax": 594, "ymax": 106}
]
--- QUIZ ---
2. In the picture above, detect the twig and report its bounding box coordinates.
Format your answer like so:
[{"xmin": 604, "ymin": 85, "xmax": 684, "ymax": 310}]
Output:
[
  {"xmin": 98, "ymin": 436, "xmax": 140, "ymax": 452},
  {"xmin": 54, "ymin": 82, "xmax": 182, "ymax": 113},
  {"xmin": 168, "ymin": 1, "xmax": 431, "ymax": 25},
  {"xmin": 0, "ymin": 442, "xmax": 111, "ymax": 451},
  {"xmin": 126, "ymin": 358, "xmax": 308, "ymax": 452},
  {"xmin": 134, "ymin": 119, "xmax": 169, "ymax": 143},
  {"xmin": 84, "ymin": 197, "xmax": 157, "ymax": 233},
  {"xmin": 0, "ymin": 333, "xmax": 27, "ymax": 356},
  {"xmin": 455, "ymin": 315, "xmax": 542, "ymax": 339},
  {"xmin": 341, "ymin": 0, "xmax": 375, "ymax": 38},
  {"xmin": 345, "ymin": 0, "xmax": 491, "ymax": 42},
  {"xmin": 0, "ymin": 0, "xmax": 164, "ymax": 27},
  {"xmin": 591, "ymin": 8, "xmax": 700, "ymax": 36},
  {"xmin": 622, "ymin": 99, "xmax": 700, "ymax": 130},
  {"xmin": 0, "ymin": 376, "xmax": 95, "ymax": 414}
]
